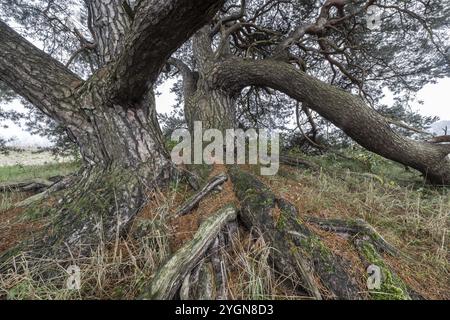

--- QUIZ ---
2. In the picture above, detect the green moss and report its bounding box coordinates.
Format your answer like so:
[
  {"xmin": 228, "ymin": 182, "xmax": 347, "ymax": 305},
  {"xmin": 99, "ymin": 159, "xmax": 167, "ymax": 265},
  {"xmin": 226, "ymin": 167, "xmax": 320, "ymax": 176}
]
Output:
[
  {"xmin": 20, "ymin": 167, "xmax": 141, "ymax": 246},
  {"xmin": 0, "ymin": 162, "xmax": 79, "ymax": 184},
  {"xmin": 276, "ymin": 211, "xmax": 288, "ymax": 230},
  {"xmin": 360, "ymin": 242, "xmax": 410, "ymax": 300}
]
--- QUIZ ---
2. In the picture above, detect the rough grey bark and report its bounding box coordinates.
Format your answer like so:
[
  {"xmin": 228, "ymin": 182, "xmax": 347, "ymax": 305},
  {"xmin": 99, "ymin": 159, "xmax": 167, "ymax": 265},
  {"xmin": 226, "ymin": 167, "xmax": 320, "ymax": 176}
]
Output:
[
  {"xmin": 211, "ymin": 58, "xmax": 450, "ymax": 185},
  {"xmin": 0, "ymin": 0, "xmax": 226, "ymax": 261},
  {"xmin": 107, "ymin": 1, "xmax": 226, "ymax": 104},
  {"xmin": 86, "ymin": 0, "xmax": 131, "ymax": 66},
  {"xmin": 173, "ymin": 27, "xmax": 236, "ymax": 132},
  {"xmin": 141, "ymin": 205, "xmax": 237, "ymax": 300}
]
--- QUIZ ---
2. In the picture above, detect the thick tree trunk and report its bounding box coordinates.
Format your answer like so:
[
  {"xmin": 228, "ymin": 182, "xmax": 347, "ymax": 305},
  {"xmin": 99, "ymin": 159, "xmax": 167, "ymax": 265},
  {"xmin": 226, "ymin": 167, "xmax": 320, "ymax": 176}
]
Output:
[
  {"xmin": 0, "ymin": 1, "xmax": 226, "ymax": 264},
  {"xmin": 181, "ymin": 27, "xmax": 236, "ymax": 132},
  {"xmin": 0, "ymin": 97, "xmax": 172, "ymax": 263}
]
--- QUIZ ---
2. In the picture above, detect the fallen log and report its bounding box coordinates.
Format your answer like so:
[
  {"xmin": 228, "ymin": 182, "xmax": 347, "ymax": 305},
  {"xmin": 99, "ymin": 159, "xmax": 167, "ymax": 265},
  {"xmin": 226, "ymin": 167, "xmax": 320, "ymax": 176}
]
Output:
[
  {"xmin": 279, "ymin": 155, "xmax": 320, "ymax": 171},
  {"xmin": 174, "ymin": 173, "xmax": 228, "ymax": 217},
  {"xmin": 140, "ymin": 204, "xmax": 237, "ymax": 300},
  {"xmin": 428, "ymin": 135, "xmax": 450, "ymax": 144},
  {"xmin": 0, "ymin": 178, "xmax": 55, "ymax": 193},
  {"xmin": 15, "ymin": 176, "xmax": 73, "ymax": 208},
  {"xmin": 229, "ymin": 166, "xmax": 362, "ymax": 300}
]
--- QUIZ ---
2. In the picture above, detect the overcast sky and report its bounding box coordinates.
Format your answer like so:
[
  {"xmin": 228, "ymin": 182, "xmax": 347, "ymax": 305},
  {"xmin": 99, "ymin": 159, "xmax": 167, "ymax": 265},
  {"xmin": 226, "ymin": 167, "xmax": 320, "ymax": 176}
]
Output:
[{"xmin": 1, "ymin": 77, "xmax": 449, "ymax": 148}]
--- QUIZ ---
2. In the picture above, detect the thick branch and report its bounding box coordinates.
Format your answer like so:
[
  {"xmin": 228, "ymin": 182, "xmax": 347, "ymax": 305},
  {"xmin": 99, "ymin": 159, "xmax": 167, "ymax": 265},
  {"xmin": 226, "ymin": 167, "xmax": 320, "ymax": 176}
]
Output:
[
  {"xmin": 0, "ymin": 20, "xmax": 83, "ymax": 121},
  {"xmin": 211, "ymin": 58, "xmax": 450, "ymax": 184},
  {"xmin": 167, "ymin": 58, "xmax": 198, "ymax": 99},
  {"xmin": 428, "ymin": 136, "xmax": 450, "ymax": 144},
  {"xmin": 85, "ymin": 0, "xmax": 131, "ymax": 65},
  {"xmin": 108, "ymin": 0, "xmax": 225, "ymax": 103}
]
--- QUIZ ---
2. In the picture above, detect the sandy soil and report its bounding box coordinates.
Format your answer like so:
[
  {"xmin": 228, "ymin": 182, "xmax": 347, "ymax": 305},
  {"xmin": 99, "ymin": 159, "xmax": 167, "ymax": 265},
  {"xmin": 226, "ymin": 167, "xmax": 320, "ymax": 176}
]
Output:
[{"xmin": 0, "ymin": 151, "xmax": 72, "ymax": 167}]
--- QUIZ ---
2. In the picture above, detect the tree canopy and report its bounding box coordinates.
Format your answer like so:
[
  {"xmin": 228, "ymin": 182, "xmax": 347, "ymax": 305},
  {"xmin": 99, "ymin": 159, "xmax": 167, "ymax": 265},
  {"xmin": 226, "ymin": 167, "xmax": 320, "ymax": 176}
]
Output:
[{"xmin": 0, "ymin": 0, "xmax": 448, "ymax": 153}]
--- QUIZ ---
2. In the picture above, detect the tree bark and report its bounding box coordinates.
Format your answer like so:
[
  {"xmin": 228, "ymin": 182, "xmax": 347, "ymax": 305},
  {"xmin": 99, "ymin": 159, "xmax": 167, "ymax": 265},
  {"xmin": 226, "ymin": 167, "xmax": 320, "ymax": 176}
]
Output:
[
  {"xmin": 141, "ymin": 205, "xmax": 237, "ymax": 300},
  {"xmin": 177, "ymin": 27, "xmax": 236, "ymax": 132},
  {"xmin": 0, "ymin": 1, "xmax": 226, "ymax": 262},
  {"xmin": 211, "ymin": 58, "xmax": 450, "ymax": 185}
]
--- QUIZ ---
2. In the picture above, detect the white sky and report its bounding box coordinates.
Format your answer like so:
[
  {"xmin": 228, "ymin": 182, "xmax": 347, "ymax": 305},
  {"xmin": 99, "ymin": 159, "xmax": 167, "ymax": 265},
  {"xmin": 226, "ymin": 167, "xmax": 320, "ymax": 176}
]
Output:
[{"xmin": 1, "ymin": 77, "xmax": 449, "ymax": 148}]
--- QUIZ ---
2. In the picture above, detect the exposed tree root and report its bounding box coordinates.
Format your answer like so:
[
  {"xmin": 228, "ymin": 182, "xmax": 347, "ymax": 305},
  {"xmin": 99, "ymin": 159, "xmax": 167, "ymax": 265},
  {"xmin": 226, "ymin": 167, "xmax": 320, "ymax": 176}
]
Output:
[
  {"xmin": 140, "ymin": 205, "xmax": 237, "ymax": 300},
  {"xmin": 354, "ymin": 238, "xmax": 412, "ymax": 300},
  {"xmin": 174, "ymin": 173, "xmax": 228, "ymax": 217},
  {"xmin": 305, "ymin": 216, "xmax": 401, "ymax": 257},
  {"xmin": 229, "ymin": 166, "xmax": 362, "ymax": 300},
  {"xmin": 0, "ymin": 177, "xmax": 60, "ymax": 193},
  {"xmin": 0, "ymin": 167, "xmax": 155, "ymax": 274},
  {"xmin": 304, "ymin": 216, "xmax": 416, "ymax": 300},
  {"xmin": 15, "ymin": 176, "xmax": 74, "ymax": 208},
  {"xmin": 180, "ymin": 231, "xmax": 231, "ymax": 300}
]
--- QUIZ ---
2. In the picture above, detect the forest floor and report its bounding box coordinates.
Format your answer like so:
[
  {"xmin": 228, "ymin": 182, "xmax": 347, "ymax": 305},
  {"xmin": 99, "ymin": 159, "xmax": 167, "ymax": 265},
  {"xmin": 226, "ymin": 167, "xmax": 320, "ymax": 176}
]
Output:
[{"xmin": 0, "ymin": 150, "xmax": 448, "ymax": 300}]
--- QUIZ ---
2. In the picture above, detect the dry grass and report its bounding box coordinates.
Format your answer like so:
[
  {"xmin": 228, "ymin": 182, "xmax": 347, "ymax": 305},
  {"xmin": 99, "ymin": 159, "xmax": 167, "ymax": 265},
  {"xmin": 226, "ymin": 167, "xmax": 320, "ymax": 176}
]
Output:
[
  {"xmin": 259, "ymin": 164, "xmax": 449, "ymax": 299},
  {"xmin": 0, "ymin": 158, "xmax": 448, "ymax": 300}
]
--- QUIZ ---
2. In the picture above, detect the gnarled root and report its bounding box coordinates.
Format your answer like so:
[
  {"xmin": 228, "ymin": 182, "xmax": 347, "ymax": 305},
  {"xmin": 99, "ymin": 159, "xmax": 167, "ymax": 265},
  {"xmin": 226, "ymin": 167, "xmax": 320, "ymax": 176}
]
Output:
[
  {"xmin": 229, "ymin": 166, "xmax": 362, "ymax": 300},
  {"xmin": 0, "ymin": 166, "xmax": 162, "ymax": 276},
  {"xmin": 174, "ymin": 173, "xmax": 228, "ymax": 217},
  {"xmin": 305, "ymin": 216, "xmax": 416, "ymax": 300},
  {"xmin": 354, "ymin": 238, "xmax": 412, "ymax": 300},
  {"xmin": 140, "ymin": 205, "xmax": 237, "ymax": 300},
  {"xmin": 305, "ymin": 216, "xmax": 401, "ymax": 257}
]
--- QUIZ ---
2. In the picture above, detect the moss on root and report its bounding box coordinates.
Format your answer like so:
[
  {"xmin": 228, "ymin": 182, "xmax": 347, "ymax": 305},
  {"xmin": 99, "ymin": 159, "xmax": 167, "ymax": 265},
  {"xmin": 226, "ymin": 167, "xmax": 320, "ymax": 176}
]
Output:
[
  {"xmin": 360, "ymin": 241, "xmax": 410, "ymax": 300},
  {"xmin": 1, "ymin": 166, "xmax": 146, "ymax": 266}
]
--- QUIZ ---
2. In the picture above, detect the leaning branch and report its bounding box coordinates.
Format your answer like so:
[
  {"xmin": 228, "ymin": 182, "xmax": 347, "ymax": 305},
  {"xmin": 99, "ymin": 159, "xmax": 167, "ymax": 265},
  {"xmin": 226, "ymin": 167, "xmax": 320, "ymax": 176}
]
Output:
[
  {"xmin": 0, "ymin": 20, "xmax": 83, "ymax": 118},
  {"xmin": 212, "ymin": 57, "xmax": 450, "ymax": 184},
  {"xmin": 428, "ymin": 136, "xmax": 450, "ymax": 144}
]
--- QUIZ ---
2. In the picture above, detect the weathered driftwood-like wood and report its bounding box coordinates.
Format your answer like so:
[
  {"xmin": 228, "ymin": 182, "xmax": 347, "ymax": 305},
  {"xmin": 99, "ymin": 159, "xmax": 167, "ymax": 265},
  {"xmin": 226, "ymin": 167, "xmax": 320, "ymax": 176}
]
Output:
[
  {"xmin": 229, "ymin": 167, "xmax": 362, "ymax": 300},
  {"xmin": 180, "ymin": 235, "xmax": 229, "ymax": 300},
  {"xmin": 174, "ymin": 173, "xmax": 228, "ymax": 217},
  {"xmin": 210, "ymin": 235, "xmax": 228, "ymax": 300},
  {"xmin": 140, "ymin": 204, "xmax": 237, "ymax": 300},
  {"xmin": 192, "ymin": 261, "xmax": 216, "ymax": 300}
]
